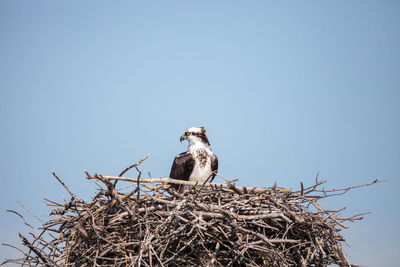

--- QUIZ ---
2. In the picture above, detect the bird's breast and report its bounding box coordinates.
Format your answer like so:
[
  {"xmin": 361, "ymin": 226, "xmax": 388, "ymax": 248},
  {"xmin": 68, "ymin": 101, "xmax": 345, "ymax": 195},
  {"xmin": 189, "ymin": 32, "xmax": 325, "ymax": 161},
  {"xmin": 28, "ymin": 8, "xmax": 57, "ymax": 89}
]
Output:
[
  {"xmin": 195, "ymin": 148, "xmax": 210, "ymax": 167},
  {"xmin": 189, "ymin": 148, "xmax": 213, "ymax": 182}
]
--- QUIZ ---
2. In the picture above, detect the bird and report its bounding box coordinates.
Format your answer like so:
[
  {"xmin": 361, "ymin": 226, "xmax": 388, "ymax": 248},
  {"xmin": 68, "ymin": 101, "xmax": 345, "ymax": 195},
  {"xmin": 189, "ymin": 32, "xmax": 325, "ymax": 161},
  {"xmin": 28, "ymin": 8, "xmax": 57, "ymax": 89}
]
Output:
[{"xmin": 169, "ymin": 127, "xmax": 218, "ymax": 193}]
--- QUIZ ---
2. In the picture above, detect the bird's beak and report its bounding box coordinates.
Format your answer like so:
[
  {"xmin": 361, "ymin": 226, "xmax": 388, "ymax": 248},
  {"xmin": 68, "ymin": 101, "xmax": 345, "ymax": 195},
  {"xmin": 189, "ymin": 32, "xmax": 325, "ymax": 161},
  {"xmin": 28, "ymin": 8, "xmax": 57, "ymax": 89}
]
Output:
[{"xmin": 180, "ymin": 135, "xmax": 186, "ymax": 143}]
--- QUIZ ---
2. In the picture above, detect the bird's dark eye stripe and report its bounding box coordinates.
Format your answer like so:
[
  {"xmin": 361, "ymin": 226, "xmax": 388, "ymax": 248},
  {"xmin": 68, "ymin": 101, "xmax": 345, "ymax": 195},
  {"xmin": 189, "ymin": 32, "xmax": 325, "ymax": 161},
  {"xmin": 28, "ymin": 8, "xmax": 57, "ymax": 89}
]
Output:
[
  {"xmin": 192, "ymin": 132, "xmax": 210, "ymax": 145},
  {"xmin": 185, "ymin": 132, "xmax": 205, "ymax": 137}
]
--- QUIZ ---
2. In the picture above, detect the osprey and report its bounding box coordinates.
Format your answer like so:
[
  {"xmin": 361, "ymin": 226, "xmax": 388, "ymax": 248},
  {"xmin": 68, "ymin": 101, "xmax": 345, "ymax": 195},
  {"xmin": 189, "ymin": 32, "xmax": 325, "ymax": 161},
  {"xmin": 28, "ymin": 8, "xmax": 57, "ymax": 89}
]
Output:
[{"xmin": 169, "ymin": 127, "xmax": 218, "ymax": 192}]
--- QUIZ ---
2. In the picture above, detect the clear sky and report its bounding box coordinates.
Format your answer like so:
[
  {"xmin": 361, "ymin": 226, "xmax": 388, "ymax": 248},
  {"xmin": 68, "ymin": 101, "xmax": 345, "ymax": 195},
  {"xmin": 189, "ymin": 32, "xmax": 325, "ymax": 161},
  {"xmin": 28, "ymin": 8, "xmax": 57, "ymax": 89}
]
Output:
[{"xmin": 1, "ymin": 1, "xmax": 399, "ymax": 266}]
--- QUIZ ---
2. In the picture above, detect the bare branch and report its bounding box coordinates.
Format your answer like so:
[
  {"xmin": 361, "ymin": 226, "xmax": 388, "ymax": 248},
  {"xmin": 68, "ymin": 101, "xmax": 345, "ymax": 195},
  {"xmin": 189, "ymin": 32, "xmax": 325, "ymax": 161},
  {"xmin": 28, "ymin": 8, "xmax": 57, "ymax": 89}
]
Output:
[{"xmin": 4, "ymin": 162, "xmax": 383, "ymax": 267}]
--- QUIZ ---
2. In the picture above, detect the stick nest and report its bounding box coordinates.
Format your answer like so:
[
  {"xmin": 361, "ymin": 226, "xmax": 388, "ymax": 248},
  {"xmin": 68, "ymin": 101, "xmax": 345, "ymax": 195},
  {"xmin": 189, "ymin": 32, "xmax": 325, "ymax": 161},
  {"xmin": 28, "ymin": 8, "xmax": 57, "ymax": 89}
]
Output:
[{"xmin": 2, "ymin": 161, "xmax": 381, "ymax": 267}]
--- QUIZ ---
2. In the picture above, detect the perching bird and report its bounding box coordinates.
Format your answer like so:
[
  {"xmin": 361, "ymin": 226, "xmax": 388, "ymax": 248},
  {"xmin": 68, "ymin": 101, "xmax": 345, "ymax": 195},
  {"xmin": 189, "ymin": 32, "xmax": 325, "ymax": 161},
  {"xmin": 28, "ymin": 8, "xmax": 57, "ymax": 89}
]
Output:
[{"xmin": 169, "ymin": 127, "xmax": 218, "ymax": 192}]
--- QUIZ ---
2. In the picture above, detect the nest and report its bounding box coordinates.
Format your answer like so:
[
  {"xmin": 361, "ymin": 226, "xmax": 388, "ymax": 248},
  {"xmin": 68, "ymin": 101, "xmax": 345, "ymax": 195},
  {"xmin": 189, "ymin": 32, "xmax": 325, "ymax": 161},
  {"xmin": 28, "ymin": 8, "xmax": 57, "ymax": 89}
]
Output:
[{"xmin": 2, "ymin": 158, "xmax": 381, "ymax": 267}]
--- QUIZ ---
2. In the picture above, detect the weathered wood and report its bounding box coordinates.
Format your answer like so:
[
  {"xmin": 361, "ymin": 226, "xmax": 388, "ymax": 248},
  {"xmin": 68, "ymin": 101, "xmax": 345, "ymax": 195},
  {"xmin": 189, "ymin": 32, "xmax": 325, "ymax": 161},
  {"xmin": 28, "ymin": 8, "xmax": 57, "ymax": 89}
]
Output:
[{"xmin": 2, "ymin": 163, "xmax": 384, "ymax": 267}]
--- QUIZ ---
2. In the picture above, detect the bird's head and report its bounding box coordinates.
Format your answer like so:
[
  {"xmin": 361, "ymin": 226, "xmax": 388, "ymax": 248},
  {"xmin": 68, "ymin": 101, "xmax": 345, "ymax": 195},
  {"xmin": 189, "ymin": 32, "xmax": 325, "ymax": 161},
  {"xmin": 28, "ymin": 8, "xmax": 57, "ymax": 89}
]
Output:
[{"xmin": 180, "ymin": 126, "xmax": 210, "ymax": 146}]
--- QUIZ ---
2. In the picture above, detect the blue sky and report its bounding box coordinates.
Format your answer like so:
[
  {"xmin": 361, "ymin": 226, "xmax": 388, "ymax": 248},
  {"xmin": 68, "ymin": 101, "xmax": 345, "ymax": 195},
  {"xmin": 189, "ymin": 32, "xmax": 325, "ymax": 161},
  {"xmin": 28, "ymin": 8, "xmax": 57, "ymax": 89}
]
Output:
[{"xmin": 1, "ymin": 1, "xmax": 399, "ymax": 266}]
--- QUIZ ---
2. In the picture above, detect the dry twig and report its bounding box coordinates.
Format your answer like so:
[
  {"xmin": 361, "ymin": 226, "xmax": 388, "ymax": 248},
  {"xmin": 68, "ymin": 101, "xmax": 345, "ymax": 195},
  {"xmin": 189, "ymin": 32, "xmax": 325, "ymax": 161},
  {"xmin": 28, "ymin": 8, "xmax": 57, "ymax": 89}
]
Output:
[{"xmin": 2, "ymin": 166, "xmax": 383, "ymax": 267}]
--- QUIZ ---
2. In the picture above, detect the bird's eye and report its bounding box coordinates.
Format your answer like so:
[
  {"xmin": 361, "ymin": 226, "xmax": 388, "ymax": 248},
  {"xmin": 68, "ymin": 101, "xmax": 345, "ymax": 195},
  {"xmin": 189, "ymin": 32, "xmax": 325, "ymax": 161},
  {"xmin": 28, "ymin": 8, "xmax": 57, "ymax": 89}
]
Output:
[{"xmin": 185, "ymin": 132, "xmax": 191, "ymax": 136}]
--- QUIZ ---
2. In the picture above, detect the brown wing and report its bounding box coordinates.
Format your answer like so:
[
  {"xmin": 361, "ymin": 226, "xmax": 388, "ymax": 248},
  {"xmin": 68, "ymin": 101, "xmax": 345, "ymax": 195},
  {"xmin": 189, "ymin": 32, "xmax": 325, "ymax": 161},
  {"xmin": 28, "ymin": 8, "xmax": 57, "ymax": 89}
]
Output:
[
  {"xmin": 210, "ymin": 153, "xmax": 218, "ymax": 182},
  {"xmin": 169, "ymin": 152, "xmax": 195, "ymax": 191}
]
